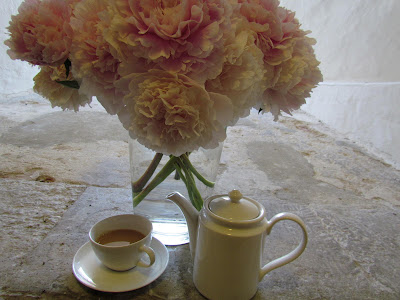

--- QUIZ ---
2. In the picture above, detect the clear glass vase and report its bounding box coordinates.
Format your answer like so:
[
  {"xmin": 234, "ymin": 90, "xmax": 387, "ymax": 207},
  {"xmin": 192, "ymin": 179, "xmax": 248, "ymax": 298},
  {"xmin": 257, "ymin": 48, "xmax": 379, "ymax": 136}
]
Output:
[{"xmin": 129, "ymin": 138, "xmax": 223, "ymax": 245}]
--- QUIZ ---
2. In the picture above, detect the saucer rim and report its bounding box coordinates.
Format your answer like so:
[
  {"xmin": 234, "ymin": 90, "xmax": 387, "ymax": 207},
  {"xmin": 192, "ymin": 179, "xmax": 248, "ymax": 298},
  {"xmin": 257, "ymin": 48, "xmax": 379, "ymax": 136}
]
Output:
[{"xmin": 72, "ymin": 237, "xmax": 169, "ymax": 293}]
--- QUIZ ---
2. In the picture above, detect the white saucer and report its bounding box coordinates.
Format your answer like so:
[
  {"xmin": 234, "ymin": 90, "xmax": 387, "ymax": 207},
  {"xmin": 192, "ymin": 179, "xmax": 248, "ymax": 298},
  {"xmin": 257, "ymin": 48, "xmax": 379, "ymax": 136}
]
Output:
[{"xmin": 72, "ymin": 238, "xmax": 169, "ymax": 292}]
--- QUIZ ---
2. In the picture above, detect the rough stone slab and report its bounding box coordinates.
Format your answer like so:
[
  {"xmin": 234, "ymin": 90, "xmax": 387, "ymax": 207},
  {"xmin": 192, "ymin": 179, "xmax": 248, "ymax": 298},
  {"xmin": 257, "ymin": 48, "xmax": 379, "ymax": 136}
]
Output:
[
  {"xmin": 256, "ymin": 202, "xmax": 400, "ymax": 299},
  {"xmin": 0, "ymin": 111, "xmax": 128, "ymax": 148},
  {"xmin": 0, "ymin": 111, "xmax": 130, "ymax": 188},
  {"xmin": 0, "ymin": 179, "xmax": 86, "ymax": 287},
  {"xmin": 218, "ymin": 112, "xmax": 400, "ymax": 209},
  {"xmin": 1, "ymin": 186, "xmax": 399, "ymax": 299}
]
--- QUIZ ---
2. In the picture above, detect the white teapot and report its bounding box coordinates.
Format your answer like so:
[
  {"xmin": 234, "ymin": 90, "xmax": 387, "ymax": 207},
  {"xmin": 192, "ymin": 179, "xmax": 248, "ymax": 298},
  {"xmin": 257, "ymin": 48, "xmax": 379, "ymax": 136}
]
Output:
[{"xmin": 167, "ymin": 190, "xmax": 308, "ymax": 300}]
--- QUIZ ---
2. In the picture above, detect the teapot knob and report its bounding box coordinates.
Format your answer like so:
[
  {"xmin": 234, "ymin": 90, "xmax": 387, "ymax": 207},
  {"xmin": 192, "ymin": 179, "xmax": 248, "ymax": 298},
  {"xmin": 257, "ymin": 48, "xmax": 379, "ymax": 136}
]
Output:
[{"xmin": 228, "ymin": 190, "xmax": 243, "ymax": 203}]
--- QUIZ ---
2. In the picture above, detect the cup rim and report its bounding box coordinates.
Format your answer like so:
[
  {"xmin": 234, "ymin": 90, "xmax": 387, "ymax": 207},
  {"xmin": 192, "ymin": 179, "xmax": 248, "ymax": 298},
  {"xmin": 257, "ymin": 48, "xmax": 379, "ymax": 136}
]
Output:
[{"xmin": 89, "ymin": 214, "xmax": 152, "ymax": 248}]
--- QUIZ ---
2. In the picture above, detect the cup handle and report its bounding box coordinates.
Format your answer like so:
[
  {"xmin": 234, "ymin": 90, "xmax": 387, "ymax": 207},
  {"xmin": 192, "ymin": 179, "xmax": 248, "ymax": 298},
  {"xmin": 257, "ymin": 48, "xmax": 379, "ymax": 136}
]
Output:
[
  {"xmin": 137, "ymin": 245, "xmax": 156, "ymax": 268},
  {"xmin": 259, "ymin": 212, "xmax": 308, "ymax": 281}
]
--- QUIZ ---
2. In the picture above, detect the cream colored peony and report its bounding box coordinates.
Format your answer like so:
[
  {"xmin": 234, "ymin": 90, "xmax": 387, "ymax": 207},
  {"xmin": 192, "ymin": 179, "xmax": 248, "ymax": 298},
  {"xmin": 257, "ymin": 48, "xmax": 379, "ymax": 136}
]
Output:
[
  {"xmin": 116, "ymin": 70, "xmax": 232, "ymax": 156},
  {"xmin": 206, "ymin": 19, "xmax": 267, "ymax": 124},
  {"xmin": 259, "ymin": 36, "xmax": 323, "ymax": 120},
  {"xmin": 5, "ymin": 0, "xmax": 74, "ymax": 66},
  {"xmin": 33, "ymin": 65, "xmax": 91, "ymax": 111},
  {"xmin": 69, "ymin": 0, "xmax": 126, "ymax": 115}
]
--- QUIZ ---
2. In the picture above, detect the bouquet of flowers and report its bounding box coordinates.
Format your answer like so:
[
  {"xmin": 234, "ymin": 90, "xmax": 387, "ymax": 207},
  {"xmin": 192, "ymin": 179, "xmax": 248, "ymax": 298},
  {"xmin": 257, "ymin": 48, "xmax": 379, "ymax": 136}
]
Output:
[{"xmin": 5, "ymin": 0, "xmax": 322, "ymax": 210}]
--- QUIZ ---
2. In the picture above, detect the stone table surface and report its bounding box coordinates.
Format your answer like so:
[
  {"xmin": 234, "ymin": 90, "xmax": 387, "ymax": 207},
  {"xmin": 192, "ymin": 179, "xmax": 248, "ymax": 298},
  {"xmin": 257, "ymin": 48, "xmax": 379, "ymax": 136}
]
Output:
[{"xmin": 1, "ymin": 93, "xmax": 399, "ymax": 299}]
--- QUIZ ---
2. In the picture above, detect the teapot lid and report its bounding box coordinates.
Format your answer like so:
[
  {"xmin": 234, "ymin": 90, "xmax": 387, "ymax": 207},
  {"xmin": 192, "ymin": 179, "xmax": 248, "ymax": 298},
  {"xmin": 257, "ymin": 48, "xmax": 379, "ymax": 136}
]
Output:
[{"xmin": 208, "ymin": 190, "xmax": 260, "ymax": 220}]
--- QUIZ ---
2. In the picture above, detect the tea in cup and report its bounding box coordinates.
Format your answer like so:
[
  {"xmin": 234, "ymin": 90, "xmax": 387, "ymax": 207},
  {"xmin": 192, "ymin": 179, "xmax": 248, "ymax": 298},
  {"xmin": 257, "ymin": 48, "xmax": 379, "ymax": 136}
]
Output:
[{"xmin": 89, "ymin": 214, "xmax": 156, "ymax": 271}]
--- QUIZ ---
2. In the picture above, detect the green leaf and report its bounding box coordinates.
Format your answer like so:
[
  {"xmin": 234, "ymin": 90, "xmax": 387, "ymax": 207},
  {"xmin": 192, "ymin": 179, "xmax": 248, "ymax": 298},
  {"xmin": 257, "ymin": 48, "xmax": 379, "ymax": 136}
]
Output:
[{"xmin": 56, "ymin": 80, "xmax": 80, "ymax": 89}]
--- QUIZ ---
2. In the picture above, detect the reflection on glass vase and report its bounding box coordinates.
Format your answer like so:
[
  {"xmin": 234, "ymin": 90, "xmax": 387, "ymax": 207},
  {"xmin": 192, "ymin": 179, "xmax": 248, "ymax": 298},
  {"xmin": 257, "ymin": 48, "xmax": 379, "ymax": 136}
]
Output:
[{"xmin": 129, "ymin": 138, "xmax": 223, "ymax": 245}]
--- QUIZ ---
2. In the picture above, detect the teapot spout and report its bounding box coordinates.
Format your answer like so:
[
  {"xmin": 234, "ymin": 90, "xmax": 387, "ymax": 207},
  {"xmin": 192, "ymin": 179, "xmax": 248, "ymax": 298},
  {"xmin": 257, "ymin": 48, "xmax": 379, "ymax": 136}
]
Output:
[{"xmin": 167, "ymin": 192, "xmax": 199, "ymax": 258}]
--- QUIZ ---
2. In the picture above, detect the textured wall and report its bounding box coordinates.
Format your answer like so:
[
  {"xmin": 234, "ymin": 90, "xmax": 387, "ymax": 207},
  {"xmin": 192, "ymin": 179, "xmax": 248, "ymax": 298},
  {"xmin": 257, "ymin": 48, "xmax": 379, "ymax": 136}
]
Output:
[
  {"xmin": 281, "ymin": 0, "xmax": 400, "ymax": 168},
  {"xmin": 1, "ymin": 0, "xmax": 39, "ymax": 95},
  {"xmin": 280, "ymin": 0, "xmax": 400, "ymax": 82},
  {"xmin": 303, "ymin": 83, "xmax": 400, "ymax": 169}
]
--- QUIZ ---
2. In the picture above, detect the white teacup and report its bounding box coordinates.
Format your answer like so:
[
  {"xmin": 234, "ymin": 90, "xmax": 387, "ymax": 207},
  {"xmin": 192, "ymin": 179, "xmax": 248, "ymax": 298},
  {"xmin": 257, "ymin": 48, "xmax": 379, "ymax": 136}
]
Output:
[{"xmin": 89, "ymin": 214, "xmax": 156, "ymax": 271}]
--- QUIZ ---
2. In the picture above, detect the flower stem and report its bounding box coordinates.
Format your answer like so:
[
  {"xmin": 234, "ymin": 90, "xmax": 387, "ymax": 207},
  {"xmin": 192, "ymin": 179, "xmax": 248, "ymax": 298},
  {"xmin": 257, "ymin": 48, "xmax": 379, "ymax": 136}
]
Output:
[
  {"xmin": 132, "ymin": 153, "xmax": 163, "ymax": 195},
  {"xmin": 176, "ymin": 157, "xmax": 203, "ymax": 211},
  {"xmin": 132, "ymin": 156, "xmax": 176, "ymax": 207},
  {"xmin": 186, "ymin": 169, "xmax": 203, "ymax": 211},
  {"xmin": 132, "ymin": 153, "xmax": 212, "ymax": 211},
  {"xmin": 181, "ymin": 154, "xmax": 215, "ymax": 188},
  {"xmin": 173, "ymin": 162, "xmax": 188, "ymax": 187}
]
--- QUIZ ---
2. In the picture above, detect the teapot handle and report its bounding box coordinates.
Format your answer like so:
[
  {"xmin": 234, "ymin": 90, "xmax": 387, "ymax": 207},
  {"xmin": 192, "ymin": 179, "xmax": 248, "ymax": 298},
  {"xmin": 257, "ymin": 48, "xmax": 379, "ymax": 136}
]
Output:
[{"xmin": 259, "ymin": 212, "xmax": 308, "ymax": 281}]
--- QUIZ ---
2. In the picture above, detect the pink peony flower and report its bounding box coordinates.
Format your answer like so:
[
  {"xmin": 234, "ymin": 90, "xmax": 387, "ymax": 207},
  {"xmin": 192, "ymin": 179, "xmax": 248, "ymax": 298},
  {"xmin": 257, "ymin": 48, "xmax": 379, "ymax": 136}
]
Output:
[
  {"xmin": 102, "ymin": 0, "xmax": 233, "ymax": 83},
  {"xmin": 5, "ymin": 0, "xmax": 74, "ymax": 66},
  {"xmin": 266, "ymin": 6, "xmax": 307, "ymax": 65},
  {"xmin": 258, "ymin": 36, "xmax": 323, "ymax": 120},
  {"xmin": 237, "ymin": 0, "xmax": 284, "ymax": 63},
  {"xmin": 33, "ymin": 65, "xmax": 91, "ymax": 112},
  {"xmin": 115, "ymin": 70, "xmax": 233, "ymax": 156},
  {"xmin": 235, "ymin": 1, "xmax": 322, "ymax": 120},
  {"xmin": 237, "ymin": 1, "xmax": 307, "ymax": 66}
]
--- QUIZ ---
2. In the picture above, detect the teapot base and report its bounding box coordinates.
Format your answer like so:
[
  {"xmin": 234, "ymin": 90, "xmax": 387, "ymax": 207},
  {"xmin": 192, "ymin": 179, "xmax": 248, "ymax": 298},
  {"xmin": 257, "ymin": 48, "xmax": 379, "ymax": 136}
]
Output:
[{"xmin": 194, "ymin": 280, "xmax": 257, "ymax": 300}]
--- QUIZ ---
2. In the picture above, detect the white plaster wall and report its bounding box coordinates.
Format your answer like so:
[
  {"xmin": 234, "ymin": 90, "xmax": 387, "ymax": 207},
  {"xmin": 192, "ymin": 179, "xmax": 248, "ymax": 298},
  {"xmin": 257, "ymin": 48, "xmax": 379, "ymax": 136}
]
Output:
[
  {"xmin": 304, "ymin": 83, "xmax": 400, "ymax": 169},
  {"xmin": 280, "ymin": 0, "xmax": 400, "ymax": 169},
  {"xmin": 280, "ymin": 0, "xmax": 400, "ymax": 82},
  {"xmin": 0, "ymin": 0, "xmax": 399, "ymax": 168},
  {"xmin": 0, "ymin": 0, "xmax": 38, "ymax": 95}
]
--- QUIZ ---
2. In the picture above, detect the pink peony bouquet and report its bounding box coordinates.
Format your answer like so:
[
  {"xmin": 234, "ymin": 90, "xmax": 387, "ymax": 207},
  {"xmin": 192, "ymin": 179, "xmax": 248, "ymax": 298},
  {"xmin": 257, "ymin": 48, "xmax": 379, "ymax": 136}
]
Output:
[{"xmin": 5, "ymin": 0, "xmax": 322, "ymax": 209}]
